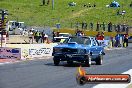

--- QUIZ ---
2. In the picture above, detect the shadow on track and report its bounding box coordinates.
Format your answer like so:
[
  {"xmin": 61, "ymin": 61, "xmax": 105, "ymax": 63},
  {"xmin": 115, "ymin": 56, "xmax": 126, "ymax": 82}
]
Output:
[{"xmin": 44, "ymin": 62, "xmax": 96, "ymax": 67}]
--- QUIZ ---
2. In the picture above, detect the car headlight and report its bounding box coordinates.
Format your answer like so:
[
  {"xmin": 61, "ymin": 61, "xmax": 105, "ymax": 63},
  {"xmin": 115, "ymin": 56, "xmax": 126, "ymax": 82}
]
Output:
[
  {"xmin": 53, "ymin": 48, "xmax": 62, "ymax": 53},
  {"xmin": 78, "ymin": 49, "xmax": 86, "ymax": 54}
]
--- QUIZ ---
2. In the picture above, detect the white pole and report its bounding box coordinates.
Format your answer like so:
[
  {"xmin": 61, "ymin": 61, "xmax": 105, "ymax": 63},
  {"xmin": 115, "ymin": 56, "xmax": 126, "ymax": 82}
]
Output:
[
  {"xmin": 3, "ymin": 35, "xmax": 6, "ymax": 47},
  {"xmin": 52, "ymin": 0, "xmax": 54, "ymax": 10}
]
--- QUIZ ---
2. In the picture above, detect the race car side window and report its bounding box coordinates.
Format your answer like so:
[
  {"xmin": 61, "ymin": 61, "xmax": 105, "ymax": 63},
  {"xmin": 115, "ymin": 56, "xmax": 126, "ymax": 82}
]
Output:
[
  {"xmin": 63, "ymin": 38, "xmax": 69, "ymax": 43},
  {"xmin": 94, "ymin": 38, "xmax": 99, "ymax": 46},
  {"xmin": 84, "ymin": 38, "xmax": 91, "ymax": 45},
  {"xmin": 91, "ymin": 38, "xmax": 96, "ymax": 46},
  {"xmin": 91, "ymin": 38, "xmax": 99, "ymax": 46}
]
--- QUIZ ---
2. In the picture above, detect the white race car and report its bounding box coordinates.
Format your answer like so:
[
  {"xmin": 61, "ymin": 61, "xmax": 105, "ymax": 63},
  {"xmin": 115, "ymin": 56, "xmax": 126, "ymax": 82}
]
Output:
[{"xmin": 54, "ymin": 33, "xmax": 71, "ymax": 42}]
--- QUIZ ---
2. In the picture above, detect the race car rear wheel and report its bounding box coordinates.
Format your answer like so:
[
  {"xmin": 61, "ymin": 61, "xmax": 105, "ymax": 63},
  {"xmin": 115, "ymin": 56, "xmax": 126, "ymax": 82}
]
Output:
[
  {"xmin": 96, "ymin": 55, "xmax": 103, "ymax": 65},
  {"xmin": 85, "ymin": 55, "xmax": 91, "ymax": 67},
  {"xmin": 53, "ymin": 57, "xmax": 60, "ymax": 66}
]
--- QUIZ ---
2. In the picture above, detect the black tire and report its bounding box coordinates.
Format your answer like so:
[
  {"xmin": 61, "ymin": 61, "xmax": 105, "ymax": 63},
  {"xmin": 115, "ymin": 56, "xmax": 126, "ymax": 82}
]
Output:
[
  {"xmin": 53, "ymin": 57, "xmax": 60, "ymax": 66},
  {"xmin": 85, "ymin": 55, "xmax": 91, "ymax": 67},
  {"xmin": 67, "ymin": 61, "xmax": 73, "ymax": 65},
  {"xmin": 79, "ymin": 76, "xmax": 87, "ymax": 85},
  {"xmin": 76, "ymin": 75, "xmax": 86, "ymax": 86},
  {"xmin": 96, "ymin": 55, "xmax": 103, "ymax": 65}
]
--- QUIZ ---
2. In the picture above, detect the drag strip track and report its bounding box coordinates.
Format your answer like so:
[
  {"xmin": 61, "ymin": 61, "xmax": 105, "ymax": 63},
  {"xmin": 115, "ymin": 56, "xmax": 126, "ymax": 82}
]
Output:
[{"xmin": 0, "ymin": 44, "xmax": 132, "ymax": 88}]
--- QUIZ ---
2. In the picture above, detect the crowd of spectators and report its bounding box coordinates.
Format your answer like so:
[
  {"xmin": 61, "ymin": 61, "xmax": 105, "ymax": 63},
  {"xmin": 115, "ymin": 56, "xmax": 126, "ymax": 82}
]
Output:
[
  {"xmin": 26, "ymin": 28, "xmax": 129, "ymax": 48},
  {"xmin": 27, "ymin": 29, "xmax": 49, "ymax": 44},
  {"xmin": 75, "ymin": 29, "xmax": 84, "ymax": 36},
  {"xmin": 95, "ymin": 31, "xmax": 129, "ymax": 47},
  {"xmin": 74, "ymin": 21, "xmax": 128, "ymax": 33}
]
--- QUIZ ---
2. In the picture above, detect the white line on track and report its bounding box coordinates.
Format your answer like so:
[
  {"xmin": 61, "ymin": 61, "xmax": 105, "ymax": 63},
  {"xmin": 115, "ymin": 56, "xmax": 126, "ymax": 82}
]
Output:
[
  {"xmin": 105, "ymin": 47, "xmax": 126, "ymax": 51},
  {"xmin": 0, "ymin": 63, "xmax": 4, "ymax": 65},
  {"xmin": 0, "ymin": 62, "xmax": 12, "ymax": 66}
]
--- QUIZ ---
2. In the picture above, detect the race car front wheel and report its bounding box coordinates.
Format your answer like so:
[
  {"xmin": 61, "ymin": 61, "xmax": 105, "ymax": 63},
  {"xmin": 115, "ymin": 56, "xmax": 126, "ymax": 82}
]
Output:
[
  {"xmin": 53, "ymin": 57, "xmax": 60, "ymax": 66},
  {"xmin": 96, "ymin": 55, "xmax": 103, "ymax": 65},
  {"xmin": 85, "ymin": 55, "xmax": 91, "ymax": 67}
]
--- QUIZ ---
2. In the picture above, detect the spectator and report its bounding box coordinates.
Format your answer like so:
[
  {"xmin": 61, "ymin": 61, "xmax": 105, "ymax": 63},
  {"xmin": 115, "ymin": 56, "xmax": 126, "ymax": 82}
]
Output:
[
  {"xmin": 47, "ymin": 0, "xmax": 50, "ymax": 5},
  {"xmin": 6, "ymin": 30, "xmax": 9, "ymax": 38},
  {"xmin": 82, "ymin": 22, "xmax": 85, "ymax": 29},
  {"xmin": 84, "ymin": 4, "xmax": 87, "ymax": 7},
  {"xmin": 75, "ymin": 29, "xmax": 79, "ymax": 36},
  {"xmin": 100, "ymin": 32, "xmax": 104, "ymax": 40},
  {"xmin": 28, "ymin": 30, "xmax": 34, "ymax": 44},
  {"xmin": 96, "ymin": 32, "xmax": 104, "ymax": 40},
  {"xmin": 110, "ymin": 36, "xmax": 114, "ymax": 47},
  {"xmin": 52, "ymin": 31, "xmax": 56, "ymax": 42},
  {"xmin": 121, "ymin": 10, "xmax": 126, "ymax": 15},
  {"xmin": 115, "ymin": 34, "xmax": 120, "ymax": 47},
  {"xmin": 117, "ymin": 10, "xmax": 120, "ymax": 15},
  {"xmin": 96, "ymin": 32, "xmax": 100, "ymax": 40},
  {"xmin": 44, "ymin": 34, "xmax": 49, "ymax": 43},
  {"xmin": 102, "ymin": 22, "xmax": 105, "ymax": 31},
  {"xmin": 42, "ymin": 0, "xmax": 45, "ymax": 5},
  {"xmin": 96, "ymin": 22, "xmax": 100, "ymax": 31},
  {"xmin": 84, "ymin": 22, "xmax": 87, "ymax": 29},
  {"xmin": 81, "ymin": 31, "xmax": 84, "ymax": 36},
  {"xmin": 39, "ymin": 31, "xmax": 42, "ymax": 43},
  {"xmin": 117, "ymin": 24, "xmax": 121, "ymax": 32},
  {"xmin": 126, "ymin": 27, "xmax": 129, "ymax": 34},
  {"xmin": 35, "ymin": 30, "xmax": 40, "ymax": 43},
  {"xmin": 41, "ymin": 30, "xmax": 45, "ymax": 43},
  {"xmin": 22, "ymin": 29, "xmax": 26, "ymax": 36},
  {"xmin": 93, "ymin": 3, "xmax": 96, "ymax": 7},
  {"xmin": 76, "ymin": 22, "xmax": 80, "ymax": 29},
  {"xmin": 122, "ymin": 24, "xmax": 126, "ymax": 32},
  {"xmin": 34, "ymin": 30, "xmax": 37, "ymax": 42},
  {"xmin": 119, "ymin": 34, "xmax": 123, "ymax": 47},
  {"xmin": 123, "ymin": 34, "xmax": 128, "ymax": 47},
  {"xmin": 56, "ymin": 32, "xmax": 60, "ymax": 37},
  {"xmin": 90, "ymin": 22, "xmax": 94, "ymax": 30},
  {"xmin": 88, "ymin": 3, "xmax": 91, "ymax": 7},
  {"xmin": 82, "ymin": 21, "xmax": 87, "ymax": 29},
  {"xmin": 113, "ymin": 24, "xmax": 117, "ymax": 32},
  {"xmin": 108, "ymin": 22, "xmax": 112, "ymax": 32},
  {"xmin": 76, "ymin": 30, "xmax": 83, "ymax": 36}
]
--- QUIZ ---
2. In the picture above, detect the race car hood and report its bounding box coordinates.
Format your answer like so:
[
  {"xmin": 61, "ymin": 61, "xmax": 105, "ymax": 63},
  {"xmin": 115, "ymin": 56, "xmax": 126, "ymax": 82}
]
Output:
[{"xmin": 54, "ymin": 42, "xmax": 90, "ymax": 49}]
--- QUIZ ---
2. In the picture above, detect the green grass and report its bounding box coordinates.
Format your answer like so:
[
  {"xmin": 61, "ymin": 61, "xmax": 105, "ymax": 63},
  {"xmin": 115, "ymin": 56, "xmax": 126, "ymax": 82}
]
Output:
[{"xmin": 0, "ymin": 0, "xmax": 132, "ymax": 28}]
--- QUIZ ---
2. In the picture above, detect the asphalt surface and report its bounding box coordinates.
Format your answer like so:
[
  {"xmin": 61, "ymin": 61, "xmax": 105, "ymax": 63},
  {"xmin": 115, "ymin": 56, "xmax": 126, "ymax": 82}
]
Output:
[{"xmin": 0, "ymin": 44, "xmax": 132, "ymax": 88}]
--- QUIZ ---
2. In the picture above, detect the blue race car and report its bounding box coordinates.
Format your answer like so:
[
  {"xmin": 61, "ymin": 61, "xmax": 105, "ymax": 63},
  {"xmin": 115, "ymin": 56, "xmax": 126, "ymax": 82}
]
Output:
[{"xmin": 52, "ymin": 36, "xmax": 105, "ymax": 66}]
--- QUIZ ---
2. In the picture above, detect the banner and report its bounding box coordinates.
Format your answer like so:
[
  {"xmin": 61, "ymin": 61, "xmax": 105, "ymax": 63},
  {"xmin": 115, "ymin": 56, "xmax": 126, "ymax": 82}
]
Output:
[
  {"xmin": 6, "ymin": 43, "xmax": 58, "ymax": 59},
  {"xmin": 29, "ymin": 48, "xmax": 51, "ymax": 56},
  {"xmin": 0, "ymin": 47, "xmax": 21, "ymax": 59}
]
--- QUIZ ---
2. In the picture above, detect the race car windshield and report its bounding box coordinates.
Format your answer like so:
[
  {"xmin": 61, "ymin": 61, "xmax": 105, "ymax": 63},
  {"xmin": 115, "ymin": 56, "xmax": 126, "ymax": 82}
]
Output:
[{"xmin": 66, "ymin": 37, "xmax": 91, "ymax": 45}]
